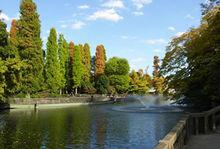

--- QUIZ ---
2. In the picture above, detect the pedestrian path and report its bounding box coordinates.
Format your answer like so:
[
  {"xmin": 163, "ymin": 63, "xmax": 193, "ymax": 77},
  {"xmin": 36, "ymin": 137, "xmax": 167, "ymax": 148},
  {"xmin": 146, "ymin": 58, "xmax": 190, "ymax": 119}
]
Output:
[{"xmin": 185, "ymin": 130, "xmax": 220, "ymax": 149}]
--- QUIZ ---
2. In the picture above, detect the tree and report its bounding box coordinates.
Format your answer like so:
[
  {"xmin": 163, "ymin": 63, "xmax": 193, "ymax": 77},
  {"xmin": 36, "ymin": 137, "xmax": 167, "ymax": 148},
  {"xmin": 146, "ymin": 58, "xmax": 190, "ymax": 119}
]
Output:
[
  {"xmin": 80, "ymin": 43, "xmax": 93, "ymax": 93},
  {"xmin": 201, "ymin": 0, "xmax": 220, "ymax": 15},
  {"xmin": 152, "ymin": 56, "xmax": 164, "ymax": 94},
  {"xmin": 129, "ymin": 69, "xmax": 151, "ymax": 94},
  {"xmin": 95, "ymin": 75, "xmax": 109, "ymax": 94},
  {"xmin": 67, "ymin": 41, "xmax": 74, "ymax": 93},
  {"xmin": 95, "ymin": 45, "xmax": 106, "ymax": 76},
  {"xmin": 72, "ymin": 45, "xmax": 83, "ymax": 94},
  {"xmin": 82, "ymin": 43, "xmax": 91, "ymax": 84},
  {"xmin": 161, "ymin": 6, "xmax": 220, "ymax": 108},
  {"xmin": 58, "ymin": 34, "xmax": 68, "ymax": 93},
  {"xmin": 0, "ymin": 20, "xmax": 7, "ymax": 97},
  {"xmin": 45, "ymin": 28, "xmax": 61, "ymax": 93},
  {"xmin": 9, "ymin": 19, "xmax": 19, "ymax": 58},
  {"xmin": 0, "ymin": 59, "xmax": 7, "ymax": 100},
  {"xmin": 17, "ymin": 0, "xmax": 44, "ymax": 95},
  {"xmin": 0, "ymin": 19, "xmax": 9, "ymax": 60},
  {"xmin": 105, "ymin": 57, "xmax": 130, "ymax": 93},
  {"xmin": 0, "ymin": 19, "xmax": 24, "ymax": 98}
]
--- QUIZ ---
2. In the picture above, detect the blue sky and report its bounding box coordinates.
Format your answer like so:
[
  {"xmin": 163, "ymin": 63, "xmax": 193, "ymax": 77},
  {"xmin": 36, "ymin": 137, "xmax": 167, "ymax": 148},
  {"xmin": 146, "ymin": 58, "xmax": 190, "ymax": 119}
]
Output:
[{"xmin": 0, "ymin": 0, "xmax": 204, "ymax": 74}]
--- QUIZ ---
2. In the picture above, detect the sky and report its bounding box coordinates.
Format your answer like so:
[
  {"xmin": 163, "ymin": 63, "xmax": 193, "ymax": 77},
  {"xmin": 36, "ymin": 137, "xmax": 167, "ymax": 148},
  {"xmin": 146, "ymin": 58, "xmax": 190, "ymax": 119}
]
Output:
[{"xmin": 0, "ymin": 0, "xmax": 205, "ymax": 74}]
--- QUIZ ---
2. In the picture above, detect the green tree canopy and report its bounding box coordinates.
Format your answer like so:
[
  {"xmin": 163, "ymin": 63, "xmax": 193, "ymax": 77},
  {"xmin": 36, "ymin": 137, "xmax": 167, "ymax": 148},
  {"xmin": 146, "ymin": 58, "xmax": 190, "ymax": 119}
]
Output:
[
  {"xmin": 105, "ymin": 57, "xmax": 130, "ymax": 93},
  {"xmin": 72, "ymin": 45, "xmax": 83, "ymax": 94},
  {"xmin": 58, "ymin": 34, "xmax": 68, "ymax": 92},
  {"xmin": 161, "ymin": 6, "xmax": 220, "ymax": 108},
  {"xmin": 45, "ymin": 28, "xmax": 62, "ymax": 93},
  {"xmin": 17, "ymin": 0, "xmax": 44, "ymax": 94}
]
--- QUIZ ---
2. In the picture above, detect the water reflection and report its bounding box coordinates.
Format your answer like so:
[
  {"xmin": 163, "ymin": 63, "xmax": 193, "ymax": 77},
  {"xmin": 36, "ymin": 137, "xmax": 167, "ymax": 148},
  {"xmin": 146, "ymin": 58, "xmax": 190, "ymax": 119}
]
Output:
[{"xmin": 0, "ymin": 104, "xmax": 182, "ymax": 149}]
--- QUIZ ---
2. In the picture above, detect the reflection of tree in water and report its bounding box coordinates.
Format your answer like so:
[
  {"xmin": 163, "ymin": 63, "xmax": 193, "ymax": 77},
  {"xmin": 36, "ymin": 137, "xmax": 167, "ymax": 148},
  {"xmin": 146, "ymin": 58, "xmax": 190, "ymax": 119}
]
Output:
[
  {"xmin": 0, "ymin": 111, "xmax": 18, "ymax": 148},
  {"xmin": 2, "ymin": 110, "xmax": 45, "ymax": 149},
  {"xmin": 70, "ymin": 107, "xmax": 91, "ymax": 148},
  {"xmin": 96, "ymin": 113, "xmax": 107, "ymax": 149}
]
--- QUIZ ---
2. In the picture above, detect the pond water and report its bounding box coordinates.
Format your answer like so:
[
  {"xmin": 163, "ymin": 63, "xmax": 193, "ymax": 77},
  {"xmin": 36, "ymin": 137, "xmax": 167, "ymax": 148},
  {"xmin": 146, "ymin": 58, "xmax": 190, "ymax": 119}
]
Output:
[{"xmin": 0, "ymin": 102, "xmax": 182, "ymax": 149}]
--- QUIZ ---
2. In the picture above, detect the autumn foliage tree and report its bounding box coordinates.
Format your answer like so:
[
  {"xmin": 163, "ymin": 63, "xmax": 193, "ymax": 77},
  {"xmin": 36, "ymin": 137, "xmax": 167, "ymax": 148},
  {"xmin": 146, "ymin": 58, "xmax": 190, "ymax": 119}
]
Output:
[
  {"xmin": 95, "ymin": 45, "xmax": 106, "ymax": 76},
  {"xmin": 152, "ymin": 56, "xmax": 164, "ymax": 94}
]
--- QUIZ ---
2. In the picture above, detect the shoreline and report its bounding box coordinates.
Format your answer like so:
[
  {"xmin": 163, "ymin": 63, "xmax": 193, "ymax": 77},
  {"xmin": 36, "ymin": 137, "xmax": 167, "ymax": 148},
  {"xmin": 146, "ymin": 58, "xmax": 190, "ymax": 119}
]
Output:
[{"xmin": 8, "ymin": 100, "xmax": 117, "ymax": 110}]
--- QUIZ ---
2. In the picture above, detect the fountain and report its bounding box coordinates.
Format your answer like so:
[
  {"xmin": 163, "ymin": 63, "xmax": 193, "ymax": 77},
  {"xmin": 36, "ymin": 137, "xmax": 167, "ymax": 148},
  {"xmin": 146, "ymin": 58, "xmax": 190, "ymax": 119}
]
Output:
[{"xmin": 112, "ymin": 95, "xmax": 183, "ymax": 113}]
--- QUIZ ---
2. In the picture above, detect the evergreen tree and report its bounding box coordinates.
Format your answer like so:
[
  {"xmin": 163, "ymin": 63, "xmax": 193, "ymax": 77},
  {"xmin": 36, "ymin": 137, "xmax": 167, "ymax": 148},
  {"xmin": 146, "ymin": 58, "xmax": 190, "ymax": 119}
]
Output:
[
  {"xmin": 95, "ymin": 45, "xmax": 105, "ymax": 76},
  {"xmin": 17, "ymin": 0, "xmax": 44, "ymax": 95},
  {"xmin": 58, "ymin": 34, "xmax": 68, "ymax": 93},
  {"xmin": 45, "ymin": 28, "xmax": 61, "ymax": 93},
  {"xmin": 72, "ymin": 45, "xmax": 83, "ymax": 94}
]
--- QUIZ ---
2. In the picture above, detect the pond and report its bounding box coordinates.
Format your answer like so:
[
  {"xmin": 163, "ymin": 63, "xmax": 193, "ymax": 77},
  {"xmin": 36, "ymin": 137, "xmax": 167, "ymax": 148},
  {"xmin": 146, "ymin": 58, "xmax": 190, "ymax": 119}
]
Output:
[{"xmin": 0, "ymin": 102, "xmax": 182, "ymax": 149}]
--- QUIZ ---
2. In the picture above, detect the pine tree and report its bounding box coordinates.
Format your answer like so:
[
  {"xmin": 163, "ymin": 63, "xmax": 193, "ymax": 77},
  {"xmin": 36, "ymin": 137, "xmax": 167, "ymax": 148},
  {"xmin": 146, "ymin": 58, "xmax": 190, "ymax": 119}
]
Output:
[
  {"xmin": 95, "ymin": 45, "xmax": 105, "ymax": 76},
  {"xmin": 58, "ymin": 34, "xmax": 68, "ymax": 93},
  {"xmin": 72, "ymin": 45, "xmax": 83, "ymax": 94},
  {"xmin": 17, "ymin": 0, "xmax": 44, "ymax": 95},
  {"xmin": 45, "ymin": 28, "xmax": 61, "ymax": 93}
]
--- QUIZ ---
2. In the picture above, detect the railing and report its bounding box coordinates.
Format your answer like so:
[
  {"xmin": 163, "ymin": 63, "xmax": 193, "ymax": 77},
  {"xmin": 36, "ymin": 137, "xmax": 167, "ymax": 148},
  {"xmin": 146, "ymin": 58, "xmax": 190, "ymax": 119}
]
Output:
[{"xmin": 155, "ymin": 105, "xmax": 220, "ymax": 149}]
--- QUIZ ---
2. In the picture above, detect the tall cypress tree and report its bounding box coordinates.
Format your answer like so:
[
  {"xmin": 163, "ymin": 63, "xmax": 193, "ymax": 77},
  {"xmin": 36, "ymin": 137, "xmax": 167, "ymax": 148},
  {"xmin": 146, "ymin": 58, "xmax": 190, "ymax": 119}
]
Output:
[
  {"xmin": 45, "ymin": 28, "xmax": 61, "ymax": 93},
  {"xmin": 17, "ymin": 0, "xmax": 44, "ymax": 95},
  {"xmin": 83, "ymin": 43, "xmax": 91, "ymax": 84},
  {"xmin": 95, "ymin": 45, "xmax": 105, "ymax": 76},
  {"xmin": 58, "ymin": 34, "xmax": 68, "ymax": 93},
  {"xmin": 72, "ymin": 45, "xmax": 83, "ymax": 94},
  {"xmin": 9, "ymin": 19, "xmax": 19, "ymax": 58},
  {"xmin": 67, "ymin": 41, "xmax": 74, "ymax": 93}
]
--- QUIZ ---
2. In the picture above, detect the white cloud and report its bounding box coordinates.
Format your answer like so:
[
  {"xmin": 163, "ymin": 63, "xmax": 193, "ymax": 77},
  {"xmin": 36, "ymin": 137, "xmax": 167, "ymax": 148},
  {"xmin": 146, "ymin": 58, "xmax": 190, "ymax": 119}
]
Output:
[
  {"xmin": 72, "ymin": 21, "xmax": 86, "ymax": 29},
  {"xmin": 175, "ymin": 32, "xmax": 185, "ymax": 37},
  {"xmin": 168, "ymin": 26, "xmax": 176, "ymax": 31},
  {"xmin": 132, "ymin": 0, "xmax": 152, "ymax": 10},
  {"xmin": 102, "ymin": 0, "xmax": 125, "ymax": 9},
  {"xmin": 0, "ymin": 12, "xmax": 10, "ymax": 21},
  {"xmin": 78, "ymin": 4, "xmax": 90, "ymax": 9},
  {"xmin": 132, "ymin": 11, "xmax": 144, "ymax": 16},
  {"xmin": 144, "ymin": 38, "xmax": 167, "ymax": 45},
  {"xmin": 185, "ymin": 14, "xmax": 194, "ymax": 20},
  {"xmin": 88, "ymin": 9, "xmax": 123, "ymax": 22}
]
